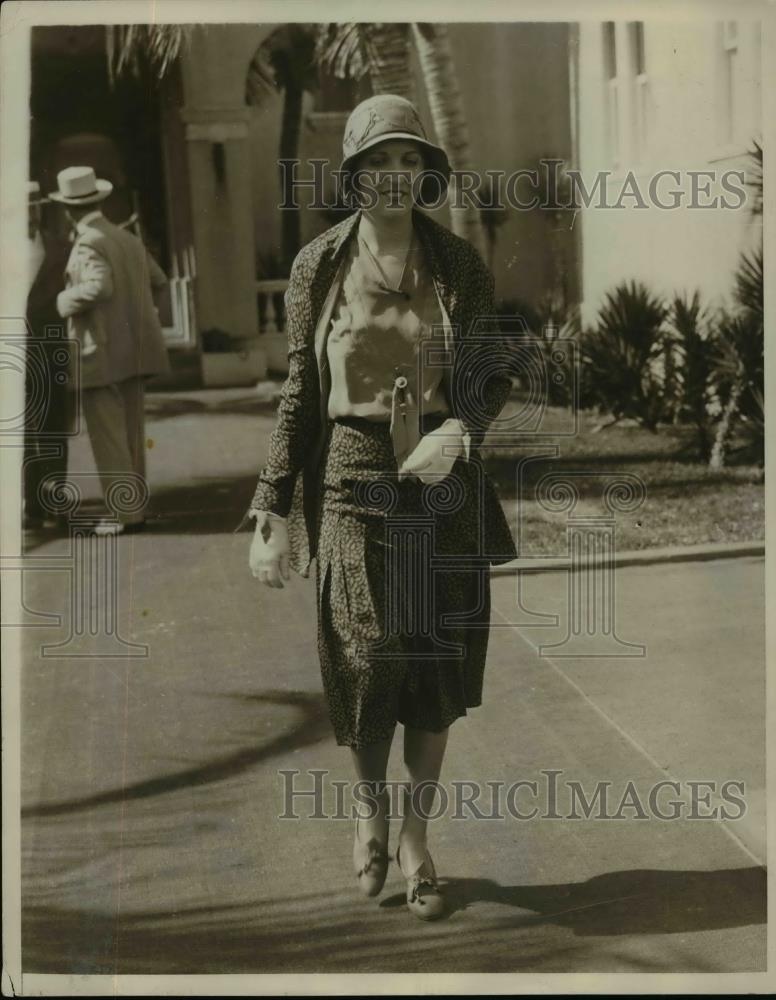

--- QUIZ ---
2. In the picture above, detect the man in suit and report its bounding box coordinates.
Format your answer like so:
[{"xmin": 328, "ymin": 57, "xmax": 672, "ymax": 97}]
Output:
[
  {"xmin": 24, "ymin": 181, "xmax": 73, "ymax": 531},
  {"xmin": 51, "ymin": 166, "xmax": 170, "ymax": 535}
]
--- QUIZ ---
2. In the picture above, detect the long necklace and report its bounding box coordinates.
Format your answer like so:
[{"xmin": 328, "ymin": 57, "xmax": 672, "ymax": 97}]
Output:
[{"xmin": 358, "ymin": 230, "xmax": 414, "ymax": 300}]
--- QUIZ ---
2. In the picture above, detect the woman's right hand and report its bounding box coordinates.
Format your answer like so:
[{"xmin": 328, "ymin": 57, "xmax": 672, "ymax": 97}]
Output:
[{"xmin": 248, "ymin": 510, "xmax": 291, "ymax": 588}]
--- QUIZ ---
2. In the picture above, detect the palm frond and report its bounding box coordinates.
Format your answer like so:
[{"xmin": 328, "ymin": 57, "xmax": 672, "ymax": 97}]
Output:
[
  {"xmin": 581, "ymin": 281, "xmax": 669, "ymax": 427},
  {"xmin": 746, "ymin": 138, "xmax": 763, "ymax": 219},
  {"xmin": 595, "ymin": 280, "xmax": 668, "ymax": 363},
  {"xmin": 361, "ymin": 23, "xmax": 411, "ymax": 91},
  {"xmin": 734, "ymin": 246, "xmax": 763, "ymax": 317},
  {"xmin": 316, "ymin": 22, "xmax": 411, "ymax": 95},
  {"xmin": 245, "ymin": 38, "xmax": 281, "ymax": 105},
  {"xmin": 246, "ymin": 24, "xmax": 318, "ymax": 105},
  {"xmin": 711, "ymin": 307, "xmax": 763, "ymax": 395},
  {"xmin": 707, "ymin": 305, "xmax": 764, "ymax": 462},
  {"xmin": 316, "ymin": 23, "xmax": 369, "ymax": 81},
  {"xmin": 107, "ymin": 24, "xmax": 193, "ymax": 83},
  {"xmin": 667, "ymin": 291, "xmax": 715, "ymax": 440}
]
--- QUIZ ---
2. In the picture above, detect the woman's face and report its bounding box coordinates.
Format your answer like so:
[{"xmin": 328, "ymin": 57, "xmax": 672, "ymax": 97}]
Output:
[{"xmin": 352, "ymin": 139, "xmax": 425, "ymax": 216}]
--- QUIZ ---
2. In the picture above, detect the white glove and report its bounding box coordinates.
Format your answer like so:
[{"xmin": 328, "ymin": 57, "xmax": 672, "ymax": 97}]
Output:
[
  {"xmin": 398, "ymin": 418, "xmax": 465, "ymax": 484},
  {"xmin": 248, "ymin": 509, "xmax": 290, "ymax": 588}
]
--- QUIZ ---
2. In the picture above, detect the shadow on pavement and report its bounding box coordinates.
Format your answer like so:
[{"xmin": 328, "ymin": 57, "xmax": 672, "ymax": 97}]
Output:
[
  {"xmin": 22, "ymin": 476, "xmax": 259, "ymax": 548},
  {"xmin": 437, "ymin": 865, "xmax": 766, "ymax": 934},
  {"xmin": 21, "ymin": 865, "xmax": 765, "ymax": 974},
  {"xmin": 145, "ymin": 476, "xmax": 258, "ymax": 534},
  {"xmin": 21, "ymin": 690, "xmax": 330, "ymax": 820}
]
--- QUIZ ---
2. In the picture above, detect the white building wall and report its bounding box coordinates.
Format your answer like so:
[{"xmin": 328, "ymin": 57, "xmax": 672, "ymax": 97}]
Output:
[{"xmin": 576, "ymin": 18, "xmax": 762, "ymax": 324}]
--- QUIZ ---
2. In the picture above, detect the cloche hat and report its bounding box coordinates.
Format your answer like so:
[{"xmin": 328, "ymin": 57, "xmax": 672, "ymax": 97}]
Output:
[
  {"xmin": 49, "ymin": 166, "xmax": 113, "ymax": 205},
  {"xmin": 339, "ymin": 94, "xmax": 451, "ymax": 207}
]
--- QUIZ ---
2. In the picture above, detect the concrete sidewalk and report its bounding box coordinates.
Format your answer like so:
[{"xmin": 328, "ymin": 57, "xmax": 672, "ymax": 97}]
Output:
[{"xmin": 18, "ymin": 388, "xmax": 767, "ymax": 975}]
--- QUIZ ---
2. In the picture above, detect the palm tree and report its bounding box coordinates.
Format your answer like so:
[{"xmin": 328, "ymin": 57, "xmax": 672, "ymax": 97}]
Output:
[
  {"xmin": 245, "ymin": 25, "xmax": 319, "ymax": 273},
  {"xmin": 316, "ymin": 22, "xmax": 417, "ymax": 101},
  {"xmin": 109, "ymin": 21, "xmax": 487, "ymax": 255},
  {"xmin": 410, "ymin": 23, "xmax": 484, "ymax": 255},
  {"xmin": 108, "ymin": 23, "xmax": 318, "ymax": 271}
]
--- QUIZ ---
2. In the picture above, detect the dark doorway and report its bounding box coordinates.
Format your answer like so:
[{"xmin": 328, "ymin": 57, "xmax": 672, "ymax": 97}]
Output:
[{"xmin": 30, "ymin": 25, "xmax": 169, "ymax": 267}]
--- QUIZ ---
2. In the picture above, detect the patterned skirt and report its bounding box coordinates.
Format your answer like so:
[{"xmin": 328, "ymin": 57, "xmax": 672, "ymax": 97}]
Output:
[{"xmin": 315, "ymin": 416, "xmax": 492, "ymax": 749}]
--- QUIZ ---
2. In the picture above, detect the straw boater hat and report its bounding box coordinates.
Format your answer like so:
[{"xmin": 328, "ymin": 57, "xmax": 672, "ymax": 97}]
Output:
[
  {"xmin": 49, "ymin": 166, "xmax": 113, "ymax": 206},
  {"xmin": 339, "ymin": 94, "xmax": 451, "ymax": 207}
]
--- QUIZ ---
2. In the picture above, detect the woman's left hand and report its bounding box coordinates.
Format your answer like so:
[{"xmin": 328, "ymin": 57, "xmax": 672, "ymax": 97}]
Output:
[{"xmin": 398, "ymin": 418, "xmax": 465, "ymax": 484}]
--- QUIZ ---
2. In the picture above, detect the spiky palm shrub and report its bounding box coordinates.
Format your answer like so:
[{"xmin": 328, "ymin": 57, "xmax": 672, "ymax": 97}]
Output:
[
  {"xmin": 496, "ymin": 296, "xmax": 586, "ymax": 410},
  {"xmin": 546, "ymin": 307, "xmax": 585, "ymax": 410},
  {"xmin": 708, "ymin": 139, "xmax": 764, "ymax": 468},
  {"xmin": 667, "ymin": 291, "xmax": 716, "ymax": 460},
  {"xmin": 581, "ymin": 280, "xmax": 669, "ymax": 430},
  {"xmin": 734, "ymin": 245, "xmax": 764, "ymax": 316},
  {"xmin": 529, "ymin": 292, "xmax": 583, "ymax": 410},
  {"xmin": 709, "ymin": 301, "xmax": 764, "ymax": 468}
]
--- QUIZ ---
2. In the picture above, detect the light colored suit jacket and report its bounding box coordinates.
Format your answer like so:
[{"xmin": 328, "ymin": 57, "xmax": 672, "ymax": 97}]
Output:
[{"xmin": 57, "ymin": 214, "xmax": 170, "ymax": 388}]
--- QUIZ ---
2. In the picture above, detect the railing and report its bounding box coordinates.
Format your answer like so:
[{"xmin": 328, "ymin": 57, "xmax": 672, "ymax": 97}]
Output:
[
  {"xmin": 256, "ymin": 279, "xmax": 290, "ymax": 374},
  {"xmin": 114, "ymin": 192, "xmax": 197, "ymax": 350},
  {"xmin": 162, "ymin": 245, "xmax": 197, "ymax": 348},
  {"xmin": 256, "ymin": 279, "xmax": 288, "ymax": 334}
]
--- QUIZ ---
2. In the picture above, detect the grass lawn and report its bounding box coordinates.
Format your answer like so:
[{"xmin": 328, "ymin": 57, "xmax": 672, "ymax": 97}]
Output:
[{"xmin": 483, "ymin": 400, "xmax": 765, "ymax": 557}]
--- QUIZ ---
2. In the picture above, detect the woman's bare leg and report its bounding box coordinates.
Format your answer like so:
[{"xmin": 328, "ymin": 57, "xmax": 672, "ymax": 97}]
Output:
[
  {"xmin": 399, "ymin": 726, "xmax": 449, "ymax": 874},
  {"xmin": 350, "ymin": 734, "xmax": 394, "ymax": 841}
]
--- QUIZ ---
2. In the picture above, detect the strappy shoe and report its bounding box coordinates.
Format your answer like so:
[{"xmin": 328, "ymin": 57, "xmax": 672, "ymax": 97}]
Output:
[
  {"xmin": 353, "ymin": 810, "xmax": 390, "ymax": 897},
  {"xmin": 396, "ymin": 843, "xmax": 445, "ymax": 920}
]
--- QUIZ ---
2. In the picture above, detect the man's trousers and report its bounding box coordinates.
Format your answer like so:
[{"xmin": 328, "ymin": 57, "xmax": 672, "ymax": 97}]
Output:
[{"xmin": 81, "ymin": 376, "xmax": 147, "ymax": 525}]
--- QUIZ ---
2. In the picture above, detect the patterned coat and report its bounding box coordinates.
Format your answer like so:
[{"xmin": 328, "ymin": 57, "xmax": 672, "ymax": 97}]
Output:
[{"xmin": 244, "ymin": 207, "xmax": 517, "ymax": 578}]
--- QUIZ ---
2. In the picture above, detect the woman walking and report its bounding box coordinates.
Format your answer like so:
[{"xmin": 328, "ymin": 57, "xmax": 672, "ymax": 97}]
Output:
[{"xmin": 246, "ymin": 94, "xmax": 516, "ymax": 920}]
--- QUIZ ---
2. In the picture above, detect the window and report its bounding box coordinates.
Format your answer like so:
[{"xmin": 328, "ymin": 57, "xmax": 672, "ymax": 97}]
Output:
[
  {"xmin": 629, "ymin": 21, "xmax": 649, "ymax": 163},
  {"xmin": 631, "ymin": 21, "xmax": 645, "ymax": 74},
  {"xmin": 603, "ymin": 21, "xmax": 617, "ymax": 78},
  {"xmin": 603, "ymin": 22, "xmax": 619, "ymax": 166}
]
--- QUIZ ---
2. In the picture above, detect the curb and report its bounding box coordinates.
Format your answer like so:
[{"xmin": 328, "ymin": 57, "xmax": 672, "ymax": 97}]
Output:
[{"xmin": 492, "ymin": 540, "xmax": 765, "ymax": 575}]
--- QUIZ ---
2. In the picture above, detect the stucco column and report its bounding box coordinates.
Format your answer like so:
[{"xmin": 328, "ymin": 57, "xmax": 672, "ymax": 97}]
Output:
[{"xmin": 180, "ymin": 105, "xmax": 258, "ymax": 342}]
